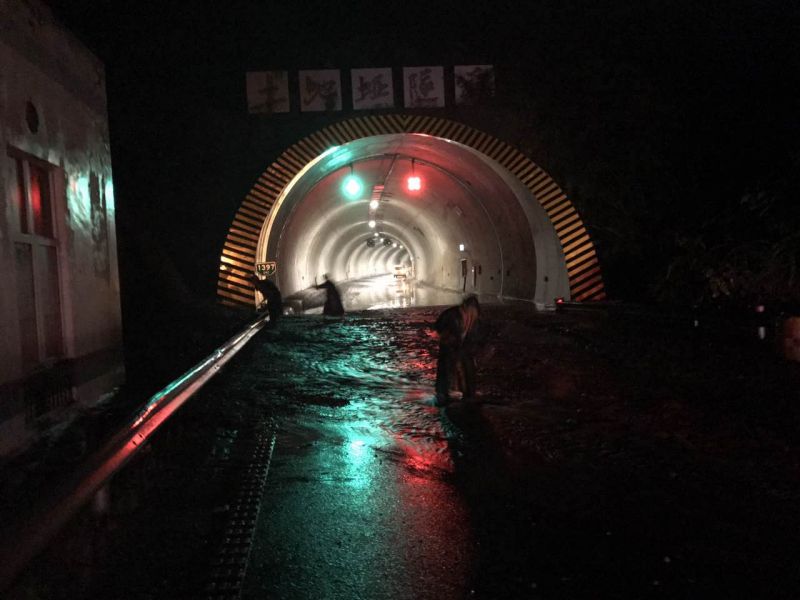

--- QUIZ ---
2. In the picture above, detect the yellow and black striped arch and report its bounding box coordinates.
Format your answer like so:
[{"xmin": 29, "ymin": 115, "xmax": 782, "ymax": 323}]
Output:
[{"xmin": 217, "ymin": 114, "xmax": 605, "ymax": 307}]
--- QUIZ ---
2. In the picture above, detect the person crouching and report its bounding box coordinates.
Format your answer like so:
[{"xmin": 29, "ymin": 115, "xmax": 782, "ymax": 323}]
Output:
[{"xmin": 433, "ymin": 295, "xmax": 482, "ymax": 406}]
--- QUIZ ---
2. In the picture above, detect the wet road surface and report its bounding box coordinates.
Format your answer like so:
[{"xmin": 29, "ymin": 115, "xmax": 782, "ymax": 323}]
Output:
[
  {"xmin": 229, "ymin": 303, "xmax": 800, "ymax": 599},
  {"xmin": 5, "ymin": 300, "xmax": 800, "ymax": 599},
  {"xmin": 227, "ymin": 310, "xmax": 475, "ymax": 599}
]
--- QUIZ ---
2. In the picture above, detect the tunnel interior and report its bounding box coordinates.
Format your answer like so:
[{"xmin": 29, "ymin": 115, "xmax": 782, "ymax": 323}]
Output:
[{"xmin": 258, "ymin": 133, "xmax": 571, "ymax": 309}]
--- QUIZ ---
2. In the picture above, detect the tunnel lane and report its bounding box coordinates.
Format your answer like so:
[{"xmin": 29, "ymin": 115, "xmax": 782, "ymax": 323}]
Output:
[{"xmin": 226, "ymin": 309, "xmax": 476, "ymax": 599}]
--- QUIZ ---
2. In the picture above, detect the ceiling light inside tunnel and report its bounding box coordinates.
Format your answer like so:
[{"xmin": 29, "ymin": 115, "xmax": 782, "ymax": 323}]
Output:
[
  {"xmin": 368, "ymin": 220, "xmax": 376, "ymax": 228},
  {"xmin": 369, "ymin": 199, "xmax": 379, "ymax": 210}
]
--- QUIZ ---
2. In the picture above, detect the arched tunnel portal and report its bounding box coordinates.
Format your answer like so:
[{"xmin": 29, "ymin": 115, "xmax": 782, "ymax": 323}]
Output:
[{"xmin": 217, "ymin": 115, "xmax": 605, "ymax": 311}]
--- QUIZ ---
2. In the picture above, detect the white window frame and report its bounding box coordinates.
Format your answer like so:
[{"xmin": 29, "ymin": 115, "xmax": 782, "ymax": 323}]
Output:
[{"xmin": 8, "ymin": 148, "xmax": 65, "ymax": 369}]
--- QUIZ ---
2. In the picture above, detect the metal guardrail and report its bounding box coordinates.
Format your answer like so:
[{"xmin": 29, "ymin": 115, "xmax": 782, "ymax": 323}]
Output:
[{"xmin": 0, "ymin": 312, "xmax": 270, "ymax": 592}]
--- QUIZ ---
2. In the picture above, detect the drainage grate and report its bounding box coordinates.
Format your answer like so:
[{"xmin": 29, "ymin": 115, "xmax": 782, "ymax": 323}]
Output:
[
  {"xmin": 24, "ymin": 367, "xmax": 74, "ymax": 424},
  {"xmin": 205, "ymin": 423, "xmax": 276, "ymax": 600}
]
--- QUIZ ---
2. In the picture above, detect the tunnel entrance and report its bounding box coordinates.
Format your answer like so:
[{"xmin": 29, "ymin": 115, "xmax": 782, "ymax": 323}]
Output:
[{"xmin": 218, "ymin": 115, "xmax": 605, "ymax": 311}]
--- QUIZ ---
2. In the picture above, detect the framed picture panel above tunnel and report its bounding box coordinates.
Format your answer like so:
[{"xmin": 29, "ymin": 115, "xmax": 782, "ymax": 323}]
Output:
[
  {"xmin": 299, "ymin": 69, "xmax": 342, "ymax": 112},
  {"xmin": 351, "ymin": 68, "xmax": 394, "ymax": 110},
  {"xmin": 217, "ymin": 114, "xmax": 606, "ymax": 310},
  {"xmin": 246, "ymin": 71, "xmax": 290, "ymax": 114}
]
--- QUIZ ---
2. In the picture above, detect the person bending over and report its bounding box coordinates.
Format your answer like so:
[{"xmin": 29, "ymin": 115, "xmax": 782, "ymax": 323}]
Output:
[
  {"xmin": 433, "ymin": 295, "xmax": 482, "ymax": 405},
  {"xmin": 248, "ymin": 274, "xmax": 283, "ymax": 325},
  {"xmin": 315, "ymin": 275, "xmax": 344, "ymax": 317}
]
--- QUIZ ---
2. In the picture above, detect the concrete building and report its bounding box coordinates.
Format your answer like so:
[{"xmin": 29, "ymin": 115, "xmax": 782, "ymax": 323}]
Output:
[{"xmin": 0, "ymin": 0, "xmax": 124, "ymax": 455}]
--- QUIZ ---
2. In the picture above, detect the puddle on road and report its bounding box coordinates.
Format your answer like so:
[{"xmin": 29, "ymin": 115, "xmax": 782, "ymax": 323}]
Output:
[{"xmin": 242, "ymin": 310, "xmax": 456, "ymax": 478}]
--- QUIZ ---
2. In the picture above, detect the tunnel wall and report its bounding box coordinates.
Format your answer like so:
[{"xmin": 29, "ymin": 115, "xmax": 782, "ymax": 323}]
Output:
[{"xmin": 217, "ymin": 114, "xmax": 605, "ymax": 308}]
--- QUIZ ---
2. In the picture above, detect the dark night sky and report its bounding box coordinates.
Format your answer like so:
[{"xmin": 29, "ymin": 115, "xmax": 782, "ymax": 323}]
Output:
[{"xmin": 44, "ymin": 0, "xmax": 800, "ymax": 302}]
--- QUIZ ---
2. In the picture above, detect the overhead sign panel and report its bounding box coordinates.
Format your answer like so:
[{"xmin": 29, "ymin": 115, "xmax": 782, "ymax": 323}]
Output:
[
  {"xmin": 246, "ymin": 71, "xmax": 290, "ymax": 114},
  {"xmin": 351, "ymin": 68, "xmax": 394, "ymax": 110},
  {"xmin": 299, "ymin": 69, "xmax": 342, "ymax": 112},
  {"xmin": 455, "ymin": 65, "xmax": 495, "ymax": 105},
  {"xmin": 403, "ymin": 66, "xmax": 444, "ymax": 108},
  {"xmin": 246, "ymin": 64, "xmax": 496, "ymax": 113}
]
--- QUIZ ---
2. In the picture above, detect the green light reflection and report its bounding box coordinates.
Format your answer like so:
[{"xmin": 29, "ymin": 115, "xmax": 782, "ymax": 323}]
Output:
[
  {"xmin": 324, "ymin": 147, "xmax": 352, "ymax": 170},
  {"xmin": 342, "ymin": 420, "xmax": 381, "ymax": 490}
]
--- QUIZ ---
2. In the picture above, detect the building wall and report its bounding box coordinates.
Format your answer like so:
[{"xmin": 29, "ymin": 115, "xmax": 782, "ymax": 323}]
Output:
[{"xmin": 0, "ymin": 0, "xmax": 124, "ymax": 455}]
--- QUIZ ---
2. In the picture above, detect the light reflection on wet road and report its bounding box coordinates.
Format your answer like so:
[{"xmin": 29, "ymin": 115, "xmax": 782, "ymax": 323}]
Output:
[{"xmin": 238, "ymin": 308, "xmax": 475, "ymax": 599}]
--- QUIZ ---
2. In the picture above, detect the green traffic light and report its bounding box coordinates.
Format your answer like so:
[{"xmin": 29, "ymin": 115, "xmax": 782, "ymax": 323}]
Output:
[{"xmin": 343, "ymin": 174, "xmax": 363, "ymax": 199}]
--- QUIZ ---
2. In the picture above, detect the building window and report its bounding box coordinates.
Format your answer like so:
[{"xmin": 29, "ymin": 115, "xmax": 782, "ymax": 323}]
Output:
[{"xmin": 9, "ymin": 149, "xmax": 63, "ymax": 371}]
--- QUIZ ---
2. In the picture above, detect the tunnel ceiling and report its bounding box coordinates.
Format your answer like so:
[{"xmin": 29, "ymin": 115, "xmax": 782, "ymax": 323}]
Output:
[
  {"xmin": 271, "ymin": 137, "xmax": 527, "ymax": 293},
  {"xmin": 218, "ymin": 115, "xmax": 606, "ymax": 309},
  {"xmin": 265, "ymin": 133, "xmax": 544, "ymax": 299}
]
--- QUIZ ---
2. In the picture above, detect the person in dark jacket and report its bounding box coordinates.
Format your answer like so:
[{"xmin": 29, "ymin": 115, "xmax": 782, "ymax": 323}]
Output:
[
  {"xmin": 315, "ymin": 274, "xmax": 345, "ymax": 317},
  {"xmin": 249, "ymin": 274, "xmax": 283, "ymax": 325},
  {"xmin": 433, "ymin": 295, "xmax": 482, "ymax": 405}
]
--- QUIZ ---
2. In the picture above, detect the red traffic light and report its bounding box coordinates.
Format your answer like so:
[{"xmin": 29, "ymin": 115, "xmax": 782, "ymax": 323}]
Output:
[{"xmin": 407, "ymin": 175, "xmax": 421, "ymax": 192}]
